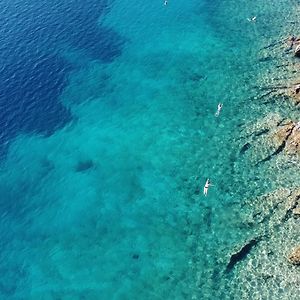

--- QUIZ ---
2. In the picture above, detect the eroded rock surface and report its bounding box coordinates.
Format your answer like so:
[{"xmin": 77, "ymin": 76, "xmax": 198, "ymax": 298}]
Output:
[{"xmin": 288, "ymin": 246, "xmax": 300, "ymax": 265}]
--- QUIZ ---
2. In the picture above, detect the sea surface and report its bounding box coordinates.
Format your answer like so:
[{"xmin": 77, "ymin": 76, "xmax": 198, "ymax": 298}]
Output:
[{"xmin": 0, "ymin": 0, "xmax": 299, "ymax": 299}]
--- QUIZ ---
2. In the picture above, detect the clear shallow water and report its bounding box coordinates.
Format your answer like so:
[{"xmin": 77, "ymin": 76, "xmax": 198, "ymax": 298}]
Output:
[{"xmin": 0, "ymin": 0, "xmax": 299, "ymax": 299}]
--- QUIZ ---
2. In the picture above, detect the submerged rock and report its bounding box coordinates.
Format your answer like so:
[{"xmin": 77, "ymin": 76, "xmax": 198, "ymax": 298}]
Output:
[
  {"xmin": 242, "ymin": 189, "xmax": 300, "ymax": 269},
  {"xmin": 132, "ymin": 254, "xmax": 139, "ymax": 260},
  {"xmin": 75, "ymin": 159, "xmax": 94, "ymax": 172},
  {"xmin": 240, "ymin": 142, "xmax": 251, "ymax": 154},
  {"xmin": 288, "ymin": 246, "xmax": 300, "ymax": 265},
  {"xmin": 243, "ymin": 188, "xmax": 300, "ymax": 231},
  {"xmin": 226, "ymin": 238, "xmax": 259, "ymax": 272}
]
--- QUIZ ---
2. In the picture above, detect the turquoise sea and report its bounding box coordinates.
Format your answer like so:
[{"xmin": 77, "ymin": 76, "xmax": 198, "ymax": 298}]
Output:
[{"xmin": 0, "ymin": 0, "xmax": 300, "ymax": 299}]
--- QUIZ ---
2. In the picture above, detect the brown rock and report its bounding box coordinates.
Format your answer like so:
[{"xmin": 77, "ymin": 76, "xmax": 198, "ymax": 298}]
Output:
[
  {"xmin": 238, "ymin": 115, "xmax": 300, "ymax": 165},
  {"xmin": 288, "ymin": 246, "xmax": 300, "ymax": 265},
  {"xmin": 269, "ymin": 120, "xmax": 300, "ymax": 155},
  {"xmin": 285, "ymin": 125, "xmax": 300, "ymax": 154},
  {"xmin": 273, "ymin": 121, "xmax": 294, "ymax": 145}
]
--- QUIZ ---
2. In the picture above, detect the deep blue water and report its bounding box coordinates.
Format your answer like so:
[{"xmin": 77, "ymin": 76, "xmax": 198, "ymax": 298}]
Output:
[{"xmin": 0, "ymin": 0, "xmax": 124, "ymax": 156}]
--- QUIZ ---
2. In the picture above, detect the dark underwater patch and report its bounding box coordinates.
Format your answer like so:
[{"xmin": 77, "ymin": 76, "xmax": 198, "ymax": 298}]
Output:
[{"xmin": 75, "ymin": 160, "xmax": 94, "ymax": 172}]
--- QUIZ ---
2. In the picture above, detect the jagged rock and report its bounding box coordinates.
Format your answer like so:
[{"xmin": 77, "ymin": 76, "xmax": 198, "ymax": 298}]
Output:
[
  {"xmin": 238, "ymin": 115, "xmax": 300, "ymax": 165},
  {"xmin": 285, "ymin": 128, "xmax": 300, "ymax": 154},
  {"xmin": 267, "ymin": 121, "xmax": 300, "ymax": 157},
  {"xmin": 255, "ymin": 121, "xmax": 296, "ymax": 162},
  {"xmin": 254, "ymin": 120, "xmax": 295, "ymax": 164},
  {"xmin": 288, "ymin": 246, "xmax": 300, "ymax": 265},
  {"xmin": 295, "ymin": 44, "xmax": 300, "ymax": 57},
  {"xmin": 273, "ymin": 121, "xmax": 294, "ymax": 144}
]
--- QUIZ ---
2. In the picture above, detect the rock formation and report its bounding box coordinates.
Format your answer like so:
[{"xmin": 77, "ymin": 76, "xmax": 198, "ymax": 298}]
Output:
[
  {"xmin": 237, "ymin": 115, "xmax": 300, "ymax": 165},
  {"xmin": 288, "ymin": 246, "xmax": 300, "ymax": 265}
]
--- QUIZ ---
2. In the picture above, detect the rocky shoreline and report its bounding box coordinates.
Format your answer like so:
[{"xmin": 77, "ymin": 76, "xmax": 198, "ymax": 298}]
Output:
[{"xmin": 222, "ymin": 8, "xmax": 300, "ymax": 297}]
